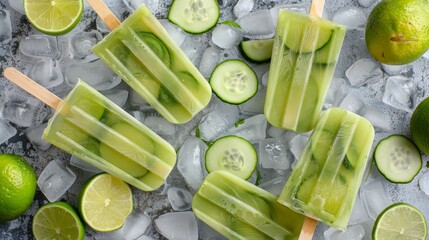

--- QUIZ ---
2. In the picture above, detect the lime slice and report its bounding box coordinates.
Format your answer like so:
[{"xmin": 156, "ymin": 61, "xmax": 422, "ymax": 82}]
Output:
[
  {"xmin": 32, "ymin": 202, "xmax": 85, "ymax": 240},
  {"xmin": 79, "ymin": 173, "xmax": 133, "ymax": 232},
  {"xmin": 373, "ymin": 202, "xmax": 427, "ymax": 240},
  {"xmin": 24, "ymin": 0, "xmax": 83, "ymax": 36}
]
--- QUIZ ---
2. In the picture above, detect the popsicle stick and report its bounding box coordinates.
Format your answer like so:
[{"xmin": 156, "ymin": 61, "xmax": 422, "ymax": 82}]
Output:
[
  {"xmin": 86, "ymin": 0, "xmax": 121, "ymax": 31},
  {"xmin": 298, "ymin": 217, "xmax": 318, "ymax": 240},
  {"xmin": 309, "ymin": 0, "xmax": 325, "ymax": 17},
  {"xmin": 3, "ymin": 67, "xmax": 62, "ymax": 109}
]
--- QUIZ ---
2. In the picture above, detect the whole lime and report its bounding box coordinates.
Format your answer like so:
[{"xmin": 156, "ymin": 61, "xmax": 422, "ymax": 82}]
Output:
[
  {"xmin": 365, "ymin": 0, "xmax": 429, "ymax": 65},
  {"xmin": 411, "ymin": 97, "xmax": 429, "ymax": 155},
  {"xmin": 0, "ymin": 154, "xmax": 37, "ymax": 223}
]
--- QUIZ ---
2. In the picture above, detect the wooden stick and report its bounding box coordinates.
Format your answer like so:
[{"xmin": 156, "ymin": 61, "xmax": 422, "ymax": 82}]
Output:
[
  {"xmin": 298, "ymin": 217, "xmax": 318, "ymax": 240},
  {"xmin": 86, "ymin": 0, "xmax": 121, "ymax": 31},
  {"xmin": 309, "ymin": 0, "xmax": 325, "ymax": 17},
  {"xmin": 3, "ymin": 67, "xmax": 62, "ymax": 109}
]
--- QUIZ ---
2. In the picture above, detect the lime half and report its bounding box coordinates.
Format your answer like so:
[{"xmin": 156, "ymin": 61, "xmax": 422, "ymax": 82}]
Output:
[
  {"xmin": 24, "ymin": 0, "xmax": 83, "ymax": 36},
  {"xmin": 79, "ymin": 173, "xmax": 133, "ymax": 232},
  {"xmin": 32, "ymin": 202, "xmax": 85, "ymax": 240},
  {"xmin": 373, "ymin": 203, "xmax": 427, "ymax": 240}
]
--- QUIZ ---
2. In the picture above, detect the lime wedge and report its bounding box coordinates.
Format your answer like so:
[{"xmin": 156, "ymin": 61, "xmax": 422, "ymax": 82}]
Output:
[
  {"xmin": 373, "ymin": 203, "xmax": 427, "ymax": 240},
  {"xmin": 79, "ymin": 173, "xmax": 133, "ymax": 232},
  {"xmin": 32, "ymin": 202, "xmax": 85, "ymax": 240},
  {"xmin": 24, "ymin": 0, "xmax": 83, "ymax": 36}
]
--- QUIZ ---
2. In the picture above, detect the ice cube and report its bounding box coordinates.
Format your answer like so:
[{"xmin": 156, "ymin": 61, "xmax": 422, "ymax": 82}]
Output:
[
  {"xmin": 360, "ymin": 181, "xmax": 393, "ymax": 219},
  {"xmin": 1, "ymin": 93, "xmax": 44, "ymax": 127},
  {"xmin": 339, "ymin": 93, "xmax": 364, "ymax": 113},
  {"xmin": 199, "ymin": 107, "xmax": 239, "ymax": 141},
  {"xmin": 160, "ymin": 19, "xmax": 186, "ymax": 47},
  {"xmin": 258, "ymin": 177, "xmax": 287, "ymax": 196},
  {"xmin": 261, "ymin": 71, "xmax": 269, "ymax": 87},
  {"xmin": 359, "ymin": 105, "xmax": 392, "ymax": 132},
  {"xmin": 381, "ymin": 64, "xmax": 409, "ymax": 76},
  {"xmin": 289, "ymin": 134, "xmax": 309, "ymax": 161},
  {"xmin": 19, "ymin": 35, "xmax": 60, "ymax": 58},
  {"xmin": 120, "ymin": 209, "xmax": 151, "ymax": 240},
  {"xmin": 225, "ymin": 114, "xmax": 267, "ymax": 143},
  {"xmin": 69, "ymin": 156, "xmax": 102, "ymax": 173},
  {"xmin": 28, "ymin": 58, "xmax": 64, "ymax": 89},
  {"xmin": 144, "ymin": 114, "xmax": 175, "ymax": 138},
  {"xmin": 136, "ymin": 236, "xmax": 155, "ymax": 240},
  {"xmin": 177, "ymin": 137, "xmax": 208, "ymax": 190},
  {"xmin": 233, "ymin": 0, "xmax": 254, "ymax": 18},
  {"xmin": 258, "ymin": 138, "xmax": 292, "ymax": 170},
  {"xmin": 324, "ymin": 77, "xmax": 346, "ymax": 109},
  {"xmin": 123, "ymin": 0, "xmax": 158, "ymax": 12},
  {"xmin": 37, "ymin": 160, "xmax": 76, "ymax": 202},
  {"xmin": 325, "ymin": 225, "xmax": 365, "ymax": 240},
  {"xmin": 345, "ymin": 59, "xmax": 383, "ymax": 87},
  {"xmin": 218, "ymin": 0, "xmax": 234, "ymax": 9},
  {"xmin": 267, "ymin": 125, "xmax": 286, "ymax": 138},
  {"xmin": 69, "ymin": 30, "xmax": 102, "ymax": 60},
  {"xmin": 358, "ymin": 0, "xmax": 376, "ymax": 8},
  {"xmin": 129, "ymin": 90, "xmax": 149, "ymax": 108},
  {"xmin": 64, "ymin": 59, "xmax": 121, "ymax": 91},
  {"xmin": 349, "ymin": 194, "xmax": 370, "ymax": 225},
  {"xmin": 332, "ymin": 6, "xmax": 366, "ymax": 29},
  {"xmin": 270, "ymin": 4, "xmax": 309, "ymax": 27},
  {"xmin": 167, "ymin": 186, "xmax": 193, "ymax": 211},
  {"xmin": 154, "ymin": 212, "xmax": 198, "ymax": 240},
  {"xmin": 102, "ymin": 89, "xmax": 129, "ymax": 108},
  {"xmin": 97, "ymin": 15, "xmax": 110, "ymax": 33},
  {"xmin": 382, "ymin": 76, "xmax": 417, "ymax": 112},
  {"xmin": 419, "ymin": 172, "xmax": 429, "ymax": 195},
  {"xmin": 239, "ymin": 87, "xmax": 266, "ymax": 115},
  {"xmin": 423, "ymin": 50, "xmax": 429, "ymax": 59},
  {"xmin": 0, "ymin": 10, "xmax": 12, "ymax": 43},
  {"xmin": 25, "ymin": 123, "xmax": 51, "ymax": 150},
  {"xmin": 199, "ymin": 47, "xmax": 220, "ymax": 78},
  {"xmin": 0, "ymin": 119, "xmax": 17, "ymax": 145},
  {"xmin": 212, "ymin": 24, "xmax": 242, "ymax": 49},
  {"xmin": 7, "ymin": 0, "xmax": 25, "ymax": 14},
  {"xmin": 236, "ymin": 10, "xmax": 276, "ymax": 39}
]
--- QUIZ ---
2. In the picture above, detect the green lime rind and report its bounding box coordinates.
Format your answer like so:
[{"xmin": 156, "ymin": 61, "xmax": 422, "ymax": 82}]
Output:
[
  {"xmin": 0, "ymin": 154, "xmax": 36, "ymax": 223},
  {"xmin": 373, "ymin": 134, "xmax": 422, "ymax": 184},
  {"xmin": 24, "ymin": 0, "xmax": 84, "ymax": 36},
  {"xmin": 32, "ymin": 201, "xmax": 85, "ymax": 240},
  {"xmin": 411, "ymin": 97, "xmax": 429, "ymax": 155},
  {"xmin": 78, "ymin": 173, "xmax": 133, "ymax": 232},
  {"xmin": 372, "ymin": 202, "xmax": 427, "ymax": 240}
]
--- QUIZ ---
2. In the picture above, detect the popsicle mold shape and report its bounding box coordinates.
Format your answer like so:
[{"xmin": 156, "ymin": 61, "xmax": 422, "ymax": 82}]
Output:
[
  {"xmin": 92, "ymin": 5, "xmax": 212, "ymax": 124},
  {"xmin": 42, "ymin": 80, "xmax": 176, "ymax": 191},
  {"xmin": 264, "ymin": 10, "xmax": 346, "ymax": 132},
  {"xmin": 278, "ymin": 108, "xmax": 374, "ymax": 230},
  {"xmin": 193, "ymin": 171, "xmax": 305, "ymax": 239}
]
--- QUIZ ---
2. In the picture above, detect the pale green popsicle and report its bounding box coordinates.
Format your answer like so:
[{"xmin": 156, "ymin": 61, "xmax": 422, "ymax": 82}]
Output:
[
  {"xmin": 265, "ymin": 10, "xmax": 346, "ymax": 132},
  {"xmin": 42, "ymin": 80, "xmax": 176, "ymax": 191},
  {"xmin": 193, "ymin": 171, "xmax": 305, "ymax": 239},
  {"xmin": 278, "ymin": 108, "xmax": 374, "ymax": 230},
  {"xmin": 92, "ymin": 5, "xmax": 212, "ymax": 124}
]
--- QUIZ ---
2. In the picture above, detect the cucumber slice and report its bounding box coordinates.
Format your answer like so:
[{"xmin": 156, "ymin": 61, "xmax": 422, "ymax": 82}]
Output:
[
  {"xmin": 137, "ymin": 32, "xmax": 171, "ymax": 67},
  {"xmin": 205, "ymin": 135, "xmax": 257, "ymax": 180},
  {"xmin": 313, "ymin": 26, "xmax": 346, "ymax": 64},
  {"xmin": 374, "ymin": 135, "xmax": 422, "ymax": 183},
  {"xmin": 168, "ymin": 0, "xmax": 220, "ymax": 34},
  {"xmin": 210, "ymin": 60, "xmax": 258, "ymax": 105},
  {"xmin": 239, "ymin": 39, "xmax": 274, "ymax": 63}
]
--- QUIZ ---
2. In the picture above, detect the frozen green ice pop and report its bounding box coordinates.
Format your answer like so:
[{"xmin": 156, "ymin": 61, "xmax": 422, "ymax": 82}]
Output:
[
  {"xmin": 3, "ymin": 67, "xmax": 176, "ymax": 192},
  {"xmin": 89, "ymin": 1, "xmax": 212, "ymax": 124},
  {"xmin": 278, "ymin": 108, "xmax": 374, "ymax": 230},
  {"xmin": 264, "ymin": 9, "xmax": 346, "ymax": 132},
  {"xmin": 193, "ymin": 171, "xmax": 305, "ymax": 239}
]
